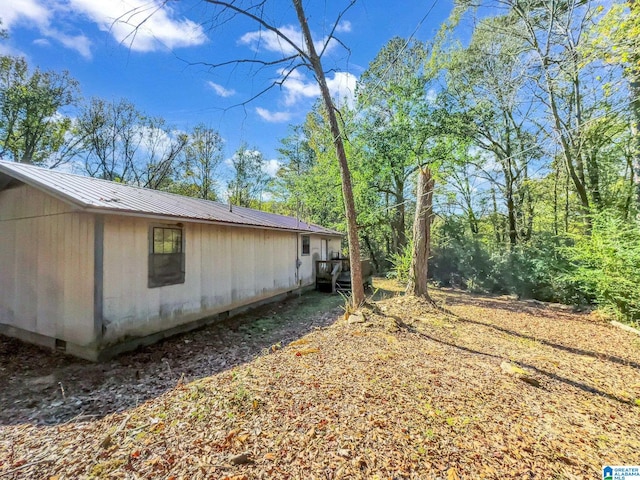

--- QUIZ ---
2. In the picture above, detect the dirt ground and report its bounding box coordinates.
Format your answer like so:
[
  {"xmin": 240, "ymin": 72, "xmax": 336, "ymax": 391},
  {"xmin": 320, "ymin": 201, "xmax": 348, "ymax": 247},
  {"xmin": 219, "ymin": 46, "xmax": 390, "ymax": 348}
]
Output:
[
  {"xmin": 0, "ymin": 290, "xmax": 344, "ymax": 426},
  {"xmin": 1, "ymin": 279, "xmax": 639, "ymax": 479}
]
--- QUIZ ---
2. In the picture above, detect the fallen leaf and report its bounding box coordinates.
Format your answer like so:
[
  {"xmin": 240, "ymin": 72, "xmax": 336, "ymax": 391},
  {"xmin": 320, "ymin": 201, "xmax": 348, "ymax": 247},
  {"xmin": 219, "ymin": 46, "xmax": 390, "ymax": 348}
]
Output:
[
  {"xmin": 337, "ymin": 448, "xmax": 350, "ymax": 458},
  {"xmin": 447, "ymin": 467, "xmax": 460, "ymax": 480}
]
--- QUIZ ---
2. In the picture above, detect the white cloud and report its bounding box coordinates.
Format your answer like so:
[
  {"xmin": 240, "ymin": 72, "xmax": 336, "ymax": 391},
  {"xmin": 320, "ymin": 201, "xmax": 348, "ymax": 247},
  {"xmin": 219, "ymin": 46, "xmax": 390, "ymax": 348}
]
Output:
[
  {"xmin": 335, "ymin": 20, "xmax": 352, "ymax": 33},
  {"xmin": 207, "ymin": 81, "xmax": 236, "ymax": 98},
  {"xmin": 279, "ymin": 69, "xmax": 357, "ymax": 107},
  {"xmin": 44, "ymin": 28, "xmax": 92, "ymax": 58},
  {"xmin": 256, "ymin": 107, "xmax": 292, "ymax": 123},
  {"xmin": 0, "ymin": 0, "xmax": 207, "ymax": 57},
  {"xmin": 0, "ymin": 0, "xmax": 50, "ymax": 29},
  {"xmin": 326, "ymin": 71, "xmax": 357, "ymax": 107},
  {"xmin": 32, "ymin": 38, "xmax": 51, "ymax": 47},
  {"xmin": 68, "ymin": 0, "xmax": 207, "ymax": 52},
  {"xmin": 239, "ymin": 24, "xmax": 337, "ymax": 56},
  {"xmin": 262, "ymin": 159, "xmax": 281, "ymax": 177}
]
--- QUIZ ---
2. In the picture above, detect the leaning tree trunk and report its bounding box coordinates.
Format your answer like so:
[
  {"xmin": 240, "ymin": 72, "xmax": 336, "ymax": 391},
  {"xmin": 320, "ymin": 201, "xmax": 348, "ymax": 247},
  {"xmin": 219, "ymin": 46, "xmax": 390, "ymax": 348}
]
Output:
[
  {"xmin": 293, "ymin": 0, "xmax": 365, "ymax": 306},
  {"xmin": 407, "ymin": 166, "xmax": 435, "ymax": 299}
]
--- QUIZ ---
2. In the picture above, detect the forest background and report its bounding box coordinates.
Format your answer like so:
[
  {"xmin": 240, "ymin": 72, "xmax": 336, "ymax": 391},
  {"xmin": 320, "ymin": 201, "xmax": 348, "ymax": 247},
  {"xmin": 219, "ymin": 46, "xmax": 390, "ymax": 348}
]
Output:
[{"xmin": 1, "ymin": 0, "xmax": 639, "ymax": 325}]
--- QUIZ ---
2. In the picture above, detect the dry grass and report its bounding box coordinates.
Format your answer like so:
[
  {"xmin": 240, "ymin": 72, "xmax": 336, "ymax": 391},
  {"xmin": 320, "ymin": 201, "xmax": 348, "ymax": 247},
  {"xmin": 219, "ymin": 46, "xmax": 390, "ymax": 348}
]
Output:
[{"xmin": 1, "ymin": 279, "xmax": 639, "ymax": 479}]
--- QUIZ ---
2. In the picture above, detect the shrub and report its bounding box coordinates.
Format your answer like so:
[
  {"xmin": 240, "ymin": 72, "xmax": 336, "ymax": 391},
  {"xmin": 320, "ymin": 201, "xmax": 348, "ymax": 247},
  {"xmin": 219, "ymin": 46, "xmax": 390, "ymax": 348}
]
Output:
[
  {"xmin": 387, "ymin": 242, "xmax": 413, "ymax": 283},
  {"xmin": 562, "ymin": 212, "xmax": 640, "ymax": 325}
]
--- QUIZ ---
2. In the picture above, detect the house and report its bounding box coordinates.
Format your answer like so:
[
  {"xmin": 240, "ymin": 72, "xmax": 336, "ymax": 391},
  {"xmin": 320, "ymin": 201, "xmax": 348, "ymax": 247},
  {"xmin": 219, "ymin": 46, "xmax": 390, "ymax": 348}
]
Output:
[{"xmin": 0, "ymin": 160, "xmax": 342, "ymax": 360}]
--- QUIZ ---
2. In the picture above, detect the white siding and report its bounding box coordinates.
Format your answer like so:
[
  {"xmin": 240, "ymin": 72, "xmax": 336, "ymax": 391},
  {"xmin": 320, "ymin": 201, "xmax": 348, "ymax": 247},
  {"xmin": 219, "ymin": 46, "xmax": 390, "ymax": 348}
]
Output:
[
  {"xmin": 297, "ymin": 234, "xmax": 343, "ymax": 285},
  {"xmin": 101, "ymin": 217, "xmax": 303, "ymax": 342},
  {"xmin": 0, "ymin": 184, "xmax": 95, "ymax": 345}
]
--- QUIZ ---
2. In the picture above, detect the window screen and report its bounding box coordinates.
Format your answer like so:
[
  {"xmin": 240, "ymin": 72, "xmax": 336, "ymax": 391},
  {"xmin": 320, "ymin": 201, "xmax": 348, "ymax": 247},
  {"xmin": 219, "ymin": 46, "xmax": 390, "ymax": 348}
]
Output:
[
  {"xmin": 149, "ymin": 226, "xmax": 185, "ymax": 288},
  {"xmin": 302, "ymin": 235, "xmax": 310, "ymax": 255}
]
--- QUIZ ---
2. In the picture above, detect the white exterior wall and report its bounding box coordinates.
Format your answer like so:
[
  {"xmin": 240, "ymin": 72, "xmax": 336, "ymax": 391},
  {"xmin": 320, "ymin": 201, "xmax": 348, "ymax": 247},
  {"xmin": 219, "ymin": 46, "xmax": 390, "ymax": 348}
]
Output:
[
  {"xmin": 297, "ymin": 234, "xmax": 342, "ymax": 285},
  {"xmin": 0, "ymin": 184, "xmax": 95, "ymax": 346},
  {"xmin": 101, "ymin": 216, "xmax": 316, "ymax": 342}
]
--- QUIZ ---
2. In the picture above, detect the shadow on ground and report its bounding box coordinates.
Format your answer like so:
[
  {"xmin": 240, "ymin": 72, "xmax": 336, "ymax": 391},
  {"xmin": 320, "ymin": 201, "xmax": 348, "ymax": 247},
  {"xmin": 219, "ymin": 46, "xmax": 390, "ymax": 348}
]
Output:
[{"xmin": 0, "ymin": 291, "xmax": 343, "ymax": 426}]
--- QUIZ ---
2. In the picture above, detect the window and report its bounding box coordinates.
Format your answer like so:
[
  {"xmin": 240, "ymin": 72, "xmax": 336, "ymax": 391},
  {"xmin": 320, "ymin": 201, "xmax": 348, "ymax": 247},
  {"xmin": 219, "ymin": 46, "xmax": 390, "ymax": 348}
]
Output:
[
  {"xmin": 301, "ymin": 235, "xmax": 310, "ymax": 255},
  {"xmin": 149, "ymin": 225, "xmax": 185, "ymax": 288}
]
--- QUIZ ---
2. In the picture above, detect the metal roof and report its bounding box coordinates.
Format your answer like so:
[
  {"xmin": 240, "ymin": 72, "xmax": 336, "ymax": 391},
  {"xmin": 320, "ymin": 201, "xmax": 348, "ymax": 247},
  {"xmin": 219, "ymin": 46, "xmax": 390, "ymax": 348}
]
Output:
[{"xmin": 0, "ymin": 160, "xmax": 342, "ymax": 236}]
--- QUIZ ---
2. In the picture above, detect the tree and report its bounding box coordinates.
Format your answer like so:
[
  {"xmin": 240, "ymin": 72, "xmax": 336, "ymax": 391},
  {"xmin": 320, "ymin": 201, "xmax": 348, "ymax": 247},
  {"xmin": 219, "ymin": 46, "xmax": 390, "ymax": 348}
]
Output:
[
  {"xmin": 497, "ymin": 0, "xmax": 611, "ymax": 220},
  {"xmin": 357, "ymin": 38, "xmax": 430, "ymax": 256},
  {"xmin": 148, "ymin": 0, "xmax": 366, "ymax": 305},
  {"xmin": 78, "ymin": 97, "xmax": 186, "ymax": 188},
  {"xmin": 181, "ymin": 124, "xmax": 224, "ymax": 200},
  {"xmin": 407, "ymin": 167, "xmax": 435, "ymax": 299},
  {"xmin": 446, "ymin": 21, "xmax": 541, "ymax": 246},
  {"xmin": 273, "ymin": 124, "xmax": 316, "ymax": 218},
  {"xmin": 227, "ymin": 144, "xmax": 269, "ymax": 207},
  {"xmin": 590, "ymin": 0, "xmax": 640, "ymax": 210},
  {"xmin": 0, "ymin": 56, "xmax": 79, "ymax": 166}
]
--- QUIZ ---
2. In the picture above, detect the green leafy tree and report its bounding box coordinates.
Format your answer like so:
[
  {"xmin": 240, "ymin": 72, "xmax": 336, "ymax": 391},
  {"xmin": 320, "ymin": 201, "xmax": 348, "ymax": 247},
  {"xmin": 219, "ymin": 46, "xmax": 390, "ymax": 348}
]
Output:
[
  {"xmin": 180, "ymin": 124, "xmax": 224, "ymax": 200},
  {"xmin": 357, "ymin": 38, "xmax": 431, "ymax": 256},
  {"xmin": 446, "ymin": 23, "xmax": 541, "ymax": 246},
  {"xmin": 227, "ymin": 144, "xmax": 269, "ymax": 208},
  {"xmin": 589, "ymin": 1, "xmax": 640, "ymax": 210},
  {"xmin": 0, "ymin": 56, "xmax": 79, "ymax": 166}
]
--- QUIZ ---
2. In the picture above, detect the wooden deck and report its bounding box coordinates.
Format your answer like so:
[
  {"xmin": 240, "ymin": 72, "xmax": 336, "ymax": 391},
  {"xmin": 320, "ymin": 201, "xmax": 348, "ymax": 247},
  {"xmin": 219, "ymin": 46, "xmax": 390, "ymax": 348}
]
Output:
[{"xmin": 315, "ymin": 258, "xmax": 372, "ymax": 293}]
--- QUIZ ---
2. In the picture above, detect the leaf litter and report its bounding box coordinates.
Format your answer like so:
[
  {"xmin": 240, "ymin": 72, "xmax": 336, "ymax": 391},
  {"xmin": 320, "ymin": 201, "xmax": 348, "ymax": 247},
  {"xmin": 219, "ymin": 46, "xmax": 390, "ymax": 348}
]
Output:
[{"xmin": 1, "ymin": 279, "xmax": 639, "ymax": 479}]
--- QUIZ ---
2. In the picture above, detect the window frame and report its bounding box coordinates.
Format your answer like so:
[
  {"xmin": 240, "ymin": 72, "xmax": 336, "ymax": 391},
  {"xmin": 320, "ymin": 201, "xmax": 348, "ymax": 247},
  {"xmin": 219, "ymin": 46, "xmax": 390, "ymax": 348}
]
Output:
[
  {"xmin": 301, "ymin": 234, "xmax": 311, "ymax": 256},
  {"xmin": 148, "ymin": 223, "xmax": 186, "ymax": 288}
]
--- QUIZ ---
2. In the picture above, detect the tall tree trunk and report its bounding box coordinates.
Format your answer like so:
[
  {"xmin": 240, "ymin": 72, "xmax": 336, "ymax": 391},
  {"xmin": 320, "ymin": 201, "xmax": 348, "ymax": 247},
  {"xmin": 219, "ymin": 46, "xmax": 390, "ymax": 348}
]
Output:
[
  {"xmin": 407, "ymin": 166, "xmax": 434, "ymax": 299},
  {"xmin": 293, "ymin": 0, "xmax": 365, "ymax": 306},
  {"xmin": 553, "ymin": 160, "xmax": 559, "ymax": 236},
  {"xmin": 503, "ymin": 159, "xmax": 517, "ymax": 247},
  {"xmin": 491, "ymin": 187, "xmax": 502, "ymax": 244},
  {"xmin": 631, "ymin": 72, "xmax": 640, "ymax": 212}
]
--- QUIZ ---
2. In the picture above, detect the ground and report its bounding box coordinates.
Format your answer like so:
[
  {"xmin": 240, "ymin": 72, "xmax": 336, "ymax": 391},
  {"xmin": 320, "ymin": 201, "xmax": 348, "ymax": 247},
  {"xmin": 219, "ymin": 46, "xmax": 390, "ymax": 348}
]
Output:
[{"xmin": 1, "ymin": 279, "xmax": 639, "ymax": 479}]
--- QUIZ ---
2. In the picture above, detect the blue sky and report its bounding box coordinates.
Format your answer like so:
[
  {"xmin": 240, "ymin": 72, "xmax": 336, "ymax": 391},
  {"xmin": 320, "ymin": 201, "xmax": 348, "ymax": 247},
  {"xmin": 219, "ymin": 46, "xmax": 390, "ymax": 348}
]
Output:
[{"xmin": 0, "ymin": 0, "xmax": 455, "ymax": 172}]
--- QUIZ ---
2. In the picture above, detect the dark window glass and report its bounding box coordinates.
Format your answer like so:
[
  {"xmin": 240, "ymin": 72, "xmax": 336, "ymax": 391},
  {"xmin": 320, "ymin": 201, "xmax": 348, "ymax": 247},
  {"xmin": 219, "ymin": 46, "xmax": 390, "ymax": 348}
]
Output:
[
  {"xmin": 302, "ymin": 235, "xmax": 310, "ymax": 255},
  {"xmin": 149, "ymin": 226, "xmax": 185, "ymax": 288}
]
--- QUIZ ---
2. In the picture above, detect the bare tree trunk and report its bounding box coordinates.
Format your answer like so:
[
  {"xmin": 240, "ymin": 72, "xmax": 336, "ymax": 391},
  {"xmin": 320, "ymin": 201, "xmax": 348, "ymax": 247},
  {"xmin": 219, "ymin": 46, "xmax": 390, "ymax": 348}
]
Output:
[
  {"xmin": 293, "ymin": 0, "xmax": 365, "ymax": 306},
  {"xmin": 407, "ymin": 166, "xmax": 434, "ymax": 299}
]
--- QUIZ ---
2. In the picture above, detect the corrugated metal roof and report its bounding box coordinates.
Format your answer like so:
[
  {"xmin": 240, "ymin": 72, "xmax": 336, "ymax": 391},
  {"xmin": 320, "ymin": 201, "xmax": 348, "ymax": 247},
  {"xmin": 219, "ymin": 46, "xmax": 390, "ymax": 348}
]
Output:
[{"xmin": 0, "ymin": 160, "xmax": 342, "ymax": 236}]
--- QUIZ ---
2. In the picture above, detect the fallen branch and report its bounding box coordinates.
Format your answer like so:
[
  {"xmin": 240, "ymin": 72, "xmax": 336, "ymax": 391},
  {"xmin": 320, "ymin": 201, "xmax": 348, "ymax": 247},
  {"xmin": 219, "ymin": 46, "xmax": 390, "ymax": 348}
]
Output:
[{"xmin": 0, "ymin": 457, "xmax": 54, "ymax": 478}]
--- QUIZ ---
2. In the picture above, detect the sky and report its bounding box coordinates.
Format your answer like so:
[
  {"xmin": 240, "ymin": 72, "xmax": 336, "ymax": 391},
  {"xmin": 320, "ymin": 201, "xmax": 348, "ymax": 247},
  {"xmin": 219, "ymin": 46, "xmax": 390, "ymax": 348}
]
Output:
[{"xmin": 0, "ymin": 0, "xmax": 456, "ymax": 174}]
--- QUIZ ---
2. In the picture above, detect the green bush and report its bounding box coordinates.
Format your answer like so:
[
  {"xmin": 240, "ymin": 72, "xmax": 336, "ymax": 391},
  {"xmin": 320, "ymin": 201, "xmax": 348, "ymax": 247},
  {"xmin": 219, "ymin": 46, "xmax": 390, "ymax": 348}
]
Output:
[
  {"xmin": 428, "ymin": 217, "xmax": 583, "ymax": 303},
  {"xmin": 562, "ymin": 212, "xmax": 640, "ymax": 325},
  {"xmin": 387, "ymin": 242, "xmax": 413, "ymax": 283}
]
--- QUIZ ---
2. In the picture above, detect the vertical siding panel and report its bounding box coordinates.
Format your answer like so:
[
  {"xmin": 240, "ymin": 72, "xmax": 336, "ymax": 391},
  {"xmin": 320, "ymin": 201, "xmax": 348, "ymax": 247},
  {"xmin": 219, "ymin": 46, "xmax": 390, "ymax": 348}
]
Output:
[
  {"xmin": 0, "ymin": 217, "xmax": 17, "ymax": 324},
  {"xmin": 200, "ymin": 224, "xmax": 211, "ymax": 308},
  {"xmin": 15, "ymin": 218, "xmax": 36, "ymax": 332},
  {"xmin": 189, "ymin": 223, "xmax": 202, "ymax": 310},
  {"xmin": 81, "ymin": 214, "xmax": 94, "ymax": 342},
  {"xmin": 135, "ymin": 220, "xmax": 146, "ymax": 322},
  {"xmin": 65, "ymin": 213, "xmax": 79, "ymax": 340},
  {"xmin": 55, "ymin": 210, "xmax": 65, "ymax": 339},
  {"xmin": 36, "ymin": 205, "xmax": 51, "ymax": 336}
]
